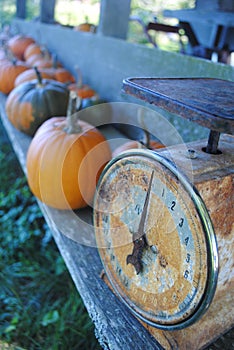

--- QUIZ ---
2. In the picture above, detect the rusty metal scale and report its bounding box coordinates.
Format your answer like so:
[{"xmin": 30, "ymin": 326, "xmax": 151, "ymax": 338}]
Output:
[{"xmin": 94, "ymin": 78, "xmax": 234, "ymax": 349}]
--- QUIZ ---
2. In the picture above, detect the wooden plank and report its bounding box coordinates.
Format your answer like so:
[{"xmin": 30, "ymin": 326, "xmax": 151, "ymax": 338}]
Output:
[
  {"xmin": 98, "ymin": 0, "xmax": 131, "ymax": 39},
  {"xmin": 196, "ymin": 0, "xmax": 234, "ymax": 12},
  {"xmin": 0, "ymin": 93, "xmax": 163, "ymax": 350},
  {"xmin": 219, "ymin": 0, "xmax": 234, "ymax": 11},
  {"xmin": 195, "ymin": 0, "xmax": 219, "ymax": 10},
  {"xmin": 16, "ymin": 0, "xmax": 26, "ymax": 19},
  {"xmin": 40, "ymin": 0, "xmax": 56, "ymax": 24}
]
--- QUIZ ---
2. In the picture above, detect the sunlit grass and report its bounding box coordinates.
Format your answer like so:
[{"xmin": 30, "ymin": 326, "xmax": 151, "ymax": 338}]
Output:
[
  {"xmin": 0, "ymin": 122, "xmax": 101, "ymax": 349},
  {"xmin": 55, "ymin": 0, "xmax": 100, "ymax": 26}
]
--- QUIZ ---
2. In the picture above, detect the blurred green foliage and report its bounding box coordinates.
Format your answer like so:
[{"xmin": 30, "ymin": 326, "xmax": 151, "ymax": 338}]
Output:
[
  {"xmin": 0, "ymin": 123, "xmax": 101, "ymax": 349},
  {"xmin": 0, "ymin": 0, "xmax": 195, "ymax": 28}
]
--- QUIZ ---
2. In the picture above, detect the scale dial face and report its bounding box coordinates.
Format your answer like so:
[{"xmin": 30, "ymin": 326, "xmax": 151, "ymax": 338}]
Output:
[{"xmin": 94, "ymin": 150, "xmax": 218, "ymax": 330}]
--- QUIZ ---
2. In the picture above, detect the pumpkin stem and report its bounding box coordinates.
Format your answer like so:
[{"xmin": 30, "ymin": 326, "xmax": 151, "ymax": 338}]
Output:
[
  {"xmin": 137, "ymin": 107, "xmax": 151, "ymax": 148},
  {"xmin": 3, "ymin": 42, "xmax": 9, "ymax": 57},
  {"xmin": 74, "ymin": 65, "xmax": 83, "ymax": 88},
  {"xmin": 144, "ymin": 129, "xmax": 150, "ymax": 148},
  {"xmin": 12, "ymin": 57, "xmax": 17, "ymax": 66},
  {"xmin": 52, "ymin": 53, "xmax": 58, "ymax": 69},
  {"xmin": 41, "ymin": 46, "xmax": 51, "ymax": 60},
  {"xmin": 33, "ymin": 66, "xmax": 43, "ymax": 85},
  {"xmin": 5, "ymin": 46, "xmax": 15, "ymax": 62},
  {"xmin": 65, "ymin": 91, "xmax": 82, "ymax": 134}
]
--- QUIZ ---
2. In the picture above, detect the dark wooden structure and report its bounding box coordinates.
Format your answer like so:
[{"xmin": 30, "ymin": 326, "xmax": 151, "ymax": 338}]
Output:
[
  {"xmin": 164, "ymin": 0, "xmax": 234, "ymax": 63},
  {"xmin": 39, "ymin": 0, "xmax": 56, "ymax": 24},
  {"xmin": 16, "ymin": 0, "xmax": 26, "ymax": 19}
]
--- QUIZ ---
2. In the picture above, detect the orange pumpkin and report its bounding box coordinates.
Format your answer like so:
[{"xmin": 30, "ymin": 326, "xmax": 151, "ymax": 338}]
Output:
[
  {"xmin": 112, "ymin": 139, "xmax": 164, "ymax": 158},
  {"xmin": 34, "ymin": 54, "xmax": 74, "ymax": 84},
  {"xmin": 43, "ymin": 66, "xmax": 75, "ymax": 84},
  {"xmin": 26, "ymin": 52, "xmax": 53, "ymax": 68},
  {"xmin": 25, "ymin": 52, "xmax": 46, "ymax": 66},
  {"xmin": 0, "ymin": 59, "xmax": 29, "ymax": 94},
  {"xmin": 74, "ymin": 23, "xmax": 96, "ymax": 33},
  {"xmin": 15, "ymin": 65, "xmax": 75, "ymax": 87},
  {"xmin": 53, "ymin": 68, "xmax": 75, "ymax": 84},
  {"xmin": 24, "ymin": 43, "xmax": 43, "ymax": 61},
  {"xmin": 68, "ymin": 66, "xmax": 96, "ymax": 99},
  {"xmin": 14, "ymin": 67, "xmax": 53, "ymax": 87},
  {"xmin": 6, "ymin": 67, "xmax": 69, "ymax": 135},
  {"xmin": 7, "ymin": 34, "xmax": 35, "ymax": 60},
  {"xmin": 68, "ymin": 83, "xmax": 96, "ymax": 99},
  {"xmin": 32, "ymin": 56, "xmax": 54, "ymax": 68},
  {"xmin": 26, "ymin": 92, "xmax": 112, "ymax": 210}
]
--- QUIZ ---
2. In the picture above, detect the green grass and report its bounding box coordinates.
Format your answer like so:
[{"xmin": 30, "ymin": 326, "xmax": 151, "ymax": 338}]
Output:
[{"xmin": 0, "ymin": 122, "xmax": 101, "ymax": 349}]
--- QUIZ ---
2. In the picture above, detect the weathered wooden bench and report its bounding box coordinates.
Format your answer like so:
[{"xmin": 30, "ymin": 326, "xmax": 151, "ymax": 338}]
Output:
[{"xmin": 1, "ymin": 17, "xmax": 233, "ymax": 350}]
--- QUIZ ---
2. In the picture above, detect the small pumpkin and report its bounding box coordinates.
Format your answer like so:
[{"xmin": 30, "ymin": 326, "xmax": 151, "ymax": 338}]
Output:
[
  {"xmin": 26, "ymin": 91, "xmax": 112, "ymax": 210},
  {"xmin": 68, "ymin": 67, "xmax": 96, "ymax": 99},
  {"xmin": 26, "ymin": 49, "xmax": 55, "ymax": 68},
  {"xmin": 74, "ymin": 23, "xmax": 96, "ymax": 33},
  {"xmin": 6, "ymin": 67, "xmax": 69, "ymax": 136},
  {"xmin": 7, "ymin": 34, "xmax": 35, "ymax": 60},
  {"xmin": 112, "ymin": 139, "xmax": 164, "ymax": 158},
  {"xmin": 52, "ymin": 67, "xmax": 75, "ymax": 84},
  {"xmin": 14, "ymin": 67, "xmax": 53, "ymax": 87},
  {"xmin": 24, "ymin": 42, "xmax": 44, "ymax": 61},
  {"xmin": 42, "ymin": 59, "xmax": 75, "ymax": 84},
  {"xmin": 0, "ymin": 59, "xmax": 29, "ymax": 94},
  {"xmin": 25, "ymin": 52, "xmax": 47, "ymax": 67}
]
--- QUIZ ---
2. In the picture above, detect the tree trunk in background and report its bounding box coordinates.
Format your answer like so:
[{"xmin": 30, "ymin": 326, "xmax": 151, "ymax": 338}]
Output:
[
  {"xmin": 40, "ymin": 0, "xmax": 56, "ymax": 23},
  {"xmin": 16, "ymin": 0, "xmax": 26, "ymax": 19},
  {"xmin": 98, "ymin": 0, "xmax": 131, "ymax": 39}
]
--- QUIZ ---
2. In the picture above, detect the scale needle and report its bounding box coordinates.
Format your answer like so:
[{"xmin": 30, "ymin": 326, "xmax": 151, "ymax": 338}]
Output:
[{"xmin": 127, "ymin": 170, "xmax": 154, "ymax": 274}]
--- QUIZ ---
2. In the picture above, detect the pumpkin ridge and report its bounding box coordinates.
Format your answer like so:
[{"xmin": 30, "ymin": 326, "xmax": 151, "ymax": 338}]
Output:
[
  {"xmin": 19, "ymin": 86, "xmax": 36, "ymax": 102},
  {"xmin": 42, "ymin": 84, "xmax": 69, "ymax": 117},
  {"xmin": 41, "ymin": 135, "xmax": 69, "ymax": 207},
  {"xmin": 28, "ymin": 131, "xmax": 58, "ymax": 204},
  {"xmin": 16, "ymin": 88, "xmax": 40, "ymax": 132},
  {"xmin": 61, "ymin": 136, "xmax": 85, "ymax": 208},
  {"xmin": 77, "ymin": 134, "xmax": 95, "ymax": 204},
  {"xmin": 42, "ymin": 85, "xmax": 59, "ymax": 117},
  {"xmin": 43, "ymin": 79, "xmax": 68, "ymax": 92},
  {"xmin": 76, "ymin": 126, "xmax": 109, "ymax": 205},
  {"xmin": 19, "ymin": 102, "xmax": 34, "ymax": 130},
  {"xmin": 16, "ymin": 82, "xmax": 36, "ymax": 101},
  {"xmin": 45, "ymin": 132, "xmax": 81, "ymax": 208},
  {"xmin": 6, "ymin": 80, "xmax": 69, "ymax": 136},
  {"xmin": 6, "ymin": 94, "xmax": 20, "ymax": 128}
]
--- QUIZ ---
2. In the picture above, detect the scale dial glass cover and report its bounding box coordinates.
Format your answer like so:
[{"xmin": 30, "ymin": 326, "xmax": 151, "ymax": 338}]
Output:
[{"xmin": 94, "ymin": 150, "xmax": 218, "ymax": 329}]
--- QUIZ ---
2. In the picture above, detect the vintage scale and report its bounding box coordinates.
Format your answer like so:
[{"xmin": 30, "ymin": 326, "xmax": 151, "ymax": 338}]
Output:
[{"xmin": 93, "ymin": 78, "xmax": 234, "ymax": 349}]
